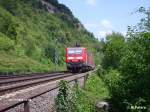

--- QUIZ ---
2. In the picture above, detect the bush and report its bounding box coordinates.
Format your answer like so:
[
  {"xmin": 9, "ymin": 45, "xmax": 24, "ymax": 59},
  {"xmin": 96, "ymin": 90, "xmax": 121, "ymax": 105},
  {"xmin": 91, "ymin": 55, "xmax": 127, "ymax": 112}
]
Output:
[
  {"xmin": 55, "ymin": 80, "xmax": 77, "ymax": 112},
  {"xmin": 0, "ymin": 33, "xmax": 14, "ymax": 50},
  {"xmin": 75, "ymin": 74, "xmax": 110, "ymax": 112}
]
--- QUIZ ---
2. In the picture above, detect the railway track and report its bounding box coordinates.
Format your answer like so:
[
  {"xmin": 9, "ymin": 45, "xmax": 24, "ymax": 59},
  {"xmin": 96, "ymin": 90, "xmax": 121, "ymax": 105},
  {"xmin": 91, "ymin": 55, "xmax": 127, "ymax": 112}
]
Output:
[
  {"xmin": 0, "ymin": 72, "xmax": 73, "ymax": 96},
  {"xmin": 0, "ymin": 71, "xmax": 67, "ymax": 79}
]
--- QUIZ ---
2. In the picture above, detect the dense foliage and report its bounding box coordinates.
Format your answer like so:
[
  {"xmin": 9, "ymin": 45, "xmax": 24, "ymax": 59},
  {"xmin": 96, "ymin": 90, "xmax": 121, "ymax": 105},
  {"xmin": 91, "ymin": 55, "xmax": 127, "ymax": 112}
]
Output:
[
  {"xmin": 0, "ymin": 0, "xmax": 101, "ymax": 74},
  {"xmin": 101, "ymin": 7, "xmax": 150, "ymax": 112},
  {"xmin": 102, "ymin": 32, "xmax": 125, "ymax": 69}
]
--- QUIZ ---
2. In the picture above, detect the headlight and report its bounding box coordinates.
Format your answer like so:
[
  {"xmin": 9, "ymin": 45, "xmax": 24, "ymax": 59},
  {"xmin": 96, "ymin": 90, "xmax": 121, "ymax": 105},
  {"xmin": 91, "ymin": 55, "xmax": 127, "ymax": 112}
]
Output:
[
  {"xmin": 67, "ymin": 57, "xmax": 74, "ymax": 59},
  {"xmin": 76, "ymin": 57, "xmax": 83, "ymax": 59}
]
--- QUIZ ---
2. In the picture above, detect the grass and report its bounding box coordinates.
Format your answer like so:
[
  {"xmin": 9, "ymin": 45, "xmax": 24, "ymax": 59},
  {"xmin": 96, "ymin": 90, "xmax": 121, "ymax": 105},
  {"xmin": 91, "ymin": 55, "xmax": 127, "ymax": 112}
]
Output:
[{"xmin": 0, "ymin": 51, "xmax": 52, "ymax": 74}]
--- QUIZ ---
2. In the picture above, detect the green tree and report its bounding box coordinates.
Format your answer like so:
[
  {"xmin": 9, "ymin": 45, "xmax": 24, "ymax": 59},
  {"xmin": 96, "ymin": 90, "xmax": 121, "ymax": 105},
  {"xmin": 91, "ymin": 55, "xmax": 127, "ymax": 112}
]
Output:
[
  {"xmin": 102, "ymin": 32, "xmax": 125, "ymax": 69},
  {"xmin": 137, "ymin": 7, "xmax": 150, "ymax": 32},
  {"xmin": 111, "ymin": 7, "xmax": 150, "ymax": 112},
  {"xmin": 120, "ymin": 31, "xmax": 150, "ymax": 112},
  {"xmin": 101, "ymin": 7, "xmax": 150, "ymax": 112}
]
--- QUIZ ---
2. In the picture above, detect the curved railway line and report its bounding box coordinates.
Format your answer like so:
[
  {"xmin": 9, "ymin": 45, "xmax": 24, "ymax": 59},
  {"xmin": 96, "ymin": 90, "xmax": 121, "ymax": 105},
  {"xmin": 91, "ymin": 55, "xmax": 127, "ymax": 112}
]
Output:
[
  {"xmin": 0, "ymin": 72, "xmax": 74, "ymax": 96},
  {"xmin": 0, "ymin": 70, "xmax": 94, "ymax": 112}
]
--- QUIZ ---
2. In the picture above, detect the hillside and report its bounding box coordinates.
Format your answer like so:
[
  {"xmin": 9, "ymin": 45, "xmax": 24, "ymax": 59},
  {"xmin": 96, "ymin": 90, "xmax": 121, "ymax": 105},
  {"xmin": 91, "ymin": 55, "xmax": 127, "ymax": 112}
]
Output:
[{"xmin": 0, "ymin": 0, "xmax": 102, "ymax": 74}]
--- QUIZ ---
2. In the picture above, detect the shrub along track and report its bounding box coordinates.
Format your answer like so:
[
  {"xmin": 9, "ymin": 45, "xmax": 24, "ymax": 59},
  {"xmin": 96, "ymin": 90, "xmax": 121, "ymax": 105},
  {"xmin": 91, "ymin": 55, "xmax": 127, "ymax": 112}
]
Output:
[{"xmin": 0, "ymin": 72, "xmax": 74, "ymax": 96}]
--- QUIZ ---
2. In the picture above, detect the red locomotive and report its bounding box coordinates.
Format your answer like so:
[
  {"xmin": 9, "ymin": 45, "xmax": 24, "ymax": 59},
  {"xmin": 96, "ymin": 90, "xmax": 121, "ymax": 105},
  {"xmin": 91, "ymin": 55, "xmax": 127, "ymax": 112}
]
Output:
[{"xmin": 66, "ymin": 47, "xmax": 95, "ymax": 72}]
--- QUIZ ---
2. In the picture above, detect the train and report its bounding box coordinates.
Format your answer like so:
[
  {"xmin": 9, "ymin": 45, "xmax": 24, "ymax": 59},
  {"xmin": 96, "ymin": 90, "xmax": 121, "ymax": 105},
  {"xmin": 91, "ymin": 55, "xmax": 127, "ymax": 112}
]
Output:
[{"xmin": 66, "ymin": 47, "xmax": 95, "ymax": 72}]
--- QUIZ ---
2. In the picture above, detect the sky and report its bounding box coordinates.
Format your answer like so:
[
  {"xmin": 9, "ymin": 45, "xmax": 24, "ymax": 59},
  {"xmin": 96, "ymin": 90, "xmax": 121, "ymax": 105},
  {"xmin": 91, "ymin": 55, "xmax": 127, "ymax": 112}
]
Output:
[{"xmin": 58, "ymin": 0, "xmax": 150, "ymax": 39}]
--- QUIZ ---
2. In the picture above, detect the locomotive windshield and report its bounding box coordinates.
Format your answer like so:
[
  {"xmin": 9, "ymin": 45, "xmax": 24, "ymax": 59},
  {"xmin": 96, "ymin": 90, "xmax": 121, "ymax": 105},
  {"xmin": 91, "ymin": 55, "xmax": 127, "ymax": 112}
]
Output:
[{"xmin": 68, "ymin": 49, "xmax": 82, "ymax": 55}]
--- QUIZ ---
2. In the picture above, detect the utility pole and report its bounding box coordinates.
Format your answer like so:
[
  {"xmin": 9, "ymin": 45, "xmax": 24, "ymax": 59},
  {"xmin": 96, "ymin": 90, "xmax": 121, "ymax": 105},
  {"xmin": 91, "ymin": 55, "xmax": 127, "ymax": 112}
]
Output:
[{"xmin": 55, "ymin": 39, "xmax": 58, "ymax": 71}]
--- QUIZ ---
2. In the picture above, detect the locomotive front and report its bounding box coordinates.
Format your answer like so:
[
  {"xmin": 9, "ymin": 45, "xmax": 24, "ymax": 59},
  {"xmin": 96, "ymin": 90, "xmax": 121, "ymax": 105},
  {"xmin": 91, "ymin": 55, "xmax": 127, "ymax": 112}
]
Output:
[{"xmin": 66, "ymin": 47, "xmax": 86, "ymax": 72}]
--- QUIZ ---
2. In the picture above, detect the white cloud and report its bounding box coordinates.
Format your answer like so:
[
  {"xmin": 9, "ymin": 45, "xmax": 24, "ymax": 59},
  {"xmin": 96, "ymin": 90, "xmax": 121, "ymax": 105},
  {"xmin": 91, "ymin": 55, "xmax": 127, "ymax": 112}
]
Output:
[
  {"xmin": 96, "ymin": 30, "xmax": 112, "ymax": 39},
  {"xmin": 100, "ymin": 20, "xmax": 113, "ymax": 30},
  {"xmin": 87, "ymin": 0, "xmax": 96, "ymax": 6},
  {"xmin": 93, "ymin": 20, "xmax": 113, "ymax": 40},
  {"xmin": 95, "ymin": 31, "xmax": 127, "ymax": 40},
  {"xmin": 83, "ymin": 20, "xmax": 115, "ymax": 40}
]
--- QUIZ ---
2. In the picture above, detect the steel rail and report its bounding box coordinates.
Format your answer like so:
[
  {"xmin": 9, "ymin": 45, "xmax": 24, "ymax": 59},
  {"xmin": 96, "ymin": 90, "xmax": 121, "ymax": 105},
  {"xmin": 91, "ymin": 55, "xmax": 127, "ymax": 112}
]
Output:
[
  {"xmin": 0, "ymin": 71, "xmax": 67, "ymax": 79},
  {"xmin": 0, "ymin": 73, "xmax": 73, "ymax": 95},
  {"xmin": 0, "ymin": 73, "xmax": 65, "ymax": 85}
]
